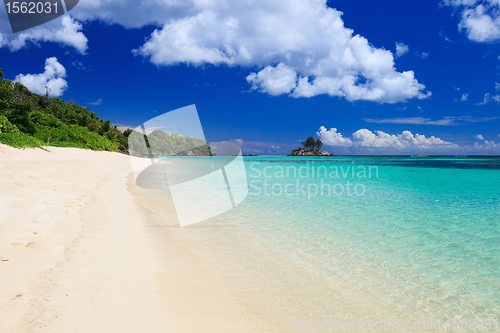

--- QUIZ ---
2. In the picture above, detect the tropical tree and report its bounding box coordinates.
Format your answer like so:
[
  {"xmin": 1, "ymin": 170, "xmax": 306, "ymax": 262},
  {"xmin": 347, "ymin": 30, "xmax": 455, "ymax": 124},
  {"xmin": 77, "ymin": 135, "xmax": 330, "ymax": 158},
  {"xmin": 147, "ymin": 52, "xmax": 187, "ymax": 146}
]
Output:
[
  {"xmin": 123, "ymin": 128, "xmax": 133, "ymax": 137},
  {"xmin": 301, "ymin": 136, "xmax": 316, "ymax": 150},
  {"xmin": 315, "ymin": 138, "xmax": 323, "ymax": 151}
]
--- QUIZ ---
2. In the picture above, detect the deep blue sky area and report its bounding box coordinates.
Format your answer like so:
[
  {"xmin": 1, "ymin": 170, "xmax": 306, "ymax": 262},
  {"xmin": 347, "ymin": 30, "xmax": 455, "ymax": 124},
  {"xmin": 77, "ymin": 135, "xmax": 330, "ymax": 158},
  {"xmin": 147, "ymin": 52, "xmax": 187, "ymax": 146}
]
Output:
[{"xmin": 1, "ymin": 0, "xmax": 499, "ymax": 154}]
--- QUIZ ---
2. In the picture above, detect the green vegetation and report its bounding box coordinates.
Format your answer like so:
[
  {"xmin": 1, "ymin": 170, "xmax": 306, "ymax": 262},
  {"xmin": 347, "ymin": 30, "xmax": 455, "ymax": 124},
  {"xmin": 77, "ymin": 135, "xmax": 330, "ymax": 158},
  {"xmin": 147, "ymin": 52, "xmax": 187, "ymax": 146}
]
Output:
[
  {"xmin": 128, "ymin": 130, "xmax": 211, "ymax": 156},
  {"xmin": 0, "ymin": 67, "xmax": 126, "ymax": 151},
  {"xmin": 301, "ymin": 136, "xmax": 324, "ymax": 150},
  {"xmin": 0, "ymin": 115, "xmax": 45, "ymax": 149}
]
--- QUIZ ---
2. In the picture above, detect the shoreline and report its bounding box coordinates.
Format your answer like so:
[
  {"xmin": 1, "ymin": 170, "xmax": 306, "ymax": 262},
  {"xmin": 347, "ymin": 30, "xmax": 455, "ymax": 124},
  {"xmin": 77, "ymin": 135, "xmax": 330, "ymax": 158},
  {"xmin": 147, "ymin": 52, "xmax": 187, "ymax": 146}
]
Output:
[
  {"xmin": 0, "ymin": 144, "xmax": 250, "ymax": 332},
  {"xmin": 2, "ymin": 145, "xmax": 493, "ymax": 332},
  {"xmin": 135, "ymin": 173, "xmax": 440, "ymax": 333}
]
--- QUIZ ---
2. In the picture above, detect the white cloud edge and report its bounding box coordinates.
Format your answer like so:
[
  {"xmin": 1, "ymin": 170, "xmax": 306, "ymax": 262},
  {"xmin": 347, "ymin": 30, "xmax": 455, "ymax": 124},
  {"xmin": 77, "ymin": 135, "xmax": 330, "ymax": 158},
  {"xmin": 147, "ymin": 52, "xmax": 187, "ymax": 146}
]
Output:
[
  {"xmin": 15, "ymin": 57, "xmax": 68, "ymax": 97},
  {"xmin": 395, "ymin": 42, "xmax": 409, "ymax": 58},
  {"xmin": 1, "ymin": 1, "xmax": 430, "ymax": 104},
  {"xmin": 128, "ymin": 0, "xmax": 430, "ymax": 103},
  {"xmin": 318, "ymin": 125, "xmax": 500, "ymax": 153},
  {"xmin": 0, "ymin": 16, "xmax": 87, "ymax": 54},
  {"xmin": 442, "ymin": 0, "xmax": 500, "ymax": 43}
]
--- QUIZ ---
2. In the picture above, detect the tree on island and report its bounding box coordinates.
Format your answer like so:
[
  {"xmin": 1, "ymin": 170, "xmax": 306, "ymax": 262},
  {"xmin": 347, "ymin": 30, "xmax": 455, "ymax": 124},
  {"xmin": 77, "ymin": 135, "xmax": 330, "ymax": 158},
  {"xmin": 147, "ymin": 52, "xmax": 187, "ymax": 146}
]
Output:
[
  {"xmin": 301, "ymin": 136, "xmax": 323, "ymax": 151},
  {"xmin": 301, "ymin": 136, "xmax": 315, "ymax": 150},
  {"xmin": 315, "ymin": 138, "xmax": 323, "ymax": 151}
]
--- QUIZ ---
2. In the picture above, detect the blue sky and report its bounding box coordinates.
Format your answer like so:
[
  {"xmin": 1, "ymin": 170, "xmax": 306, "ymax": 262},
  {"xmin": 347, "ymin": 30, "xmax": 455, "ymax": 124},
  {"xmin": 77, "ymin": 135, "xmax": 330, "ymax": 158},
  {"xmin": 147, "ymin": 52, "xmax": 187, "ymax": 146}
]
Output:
[{"xmin": 1, "ymin": 0, "xmax": 500, "ymax": 155}]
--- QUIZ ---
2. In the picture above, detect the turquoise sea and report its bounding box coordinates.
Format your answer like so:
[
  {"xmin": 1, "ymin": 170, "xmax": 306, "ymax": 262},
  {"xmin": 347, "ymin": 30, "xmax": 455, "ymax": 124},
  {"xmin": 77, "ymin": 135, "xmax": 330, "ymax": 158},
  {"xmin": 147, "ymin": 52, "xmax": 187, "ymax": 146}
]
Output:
[{"xmin": 143, "ymin": 155, "xmax": 500, "ymax": 331}]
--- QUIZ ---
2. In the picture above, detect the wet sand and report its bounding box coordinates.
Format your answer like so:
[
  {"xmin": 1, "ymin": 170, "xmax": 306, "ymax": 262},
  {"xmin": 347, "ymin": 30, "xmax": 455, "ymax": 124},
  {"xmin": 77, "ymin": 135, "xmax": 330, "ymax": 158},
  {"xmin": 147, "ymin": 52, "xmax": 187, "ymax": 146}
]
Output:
[{"xmin": 0, "ymin": 144, "xmax": 250, "ymax": 333}]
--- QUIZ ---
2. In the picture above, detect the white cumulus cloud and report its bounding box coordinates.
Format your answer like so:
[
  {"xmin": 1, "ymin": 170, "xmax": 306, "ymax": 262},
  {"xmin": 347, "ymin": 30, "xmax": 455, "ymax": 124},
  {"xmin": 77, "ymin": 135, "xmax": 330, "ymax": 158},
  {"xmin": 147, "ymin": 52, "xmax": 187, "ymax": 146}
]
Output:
[
  {"xmin": 0, "ymin": 16, "xmax": 87, "ymax": 53},
  {"xmin": 120, "ymin": 0, "xmax": 430, "ymax": 103},
  {"xmin": 318, "ymin": 125, "xmax": 500, "ymax": 154},
  {"xmin": 442, "ymin": 0, "xmax": 500, "ymax": 42},
  {"xmin": 3, "ymin": 0, "xmax": 429, "ymax": 103},
  {"xmin": 317, "ymin": 126, "xmax": 353, "ymax": 146},
  {"xmin": 15, "ymin": 57, "xmax": 68, "ymax": 97},
  {"xmin": 352, "ymin": 129, "xmax": 452, "ymax": 149},
  {"xmin": 395, "ymin": 42, "xmax": 409, "ymax": 58},
  {"xmin": 318, "ymin": 126, "xmax": 455, "ymax": 150},
  {"xmin": 247, "ymin": 63, "xmax": 298, "ymax": 96},
  {"xmin": 472, "ymin": 139, "xmax": 500, "ymax": 150}
]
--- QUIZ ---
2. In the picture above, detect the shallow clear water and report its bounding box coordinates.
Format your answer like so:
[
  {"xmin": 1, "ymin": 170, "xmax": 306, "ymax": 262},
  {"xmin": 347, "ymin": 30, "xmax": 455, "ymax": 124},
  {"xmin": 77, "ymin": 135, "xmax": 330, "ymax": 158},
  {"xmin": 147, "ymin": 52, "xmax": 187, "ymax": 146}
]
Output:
[
  {"xmin": 241, "ymin": 157, "xmax": 500, "ymax": 319},
  {"xmin": 147, "ymin": 155, "xmax": 500, "ymax": 330}
]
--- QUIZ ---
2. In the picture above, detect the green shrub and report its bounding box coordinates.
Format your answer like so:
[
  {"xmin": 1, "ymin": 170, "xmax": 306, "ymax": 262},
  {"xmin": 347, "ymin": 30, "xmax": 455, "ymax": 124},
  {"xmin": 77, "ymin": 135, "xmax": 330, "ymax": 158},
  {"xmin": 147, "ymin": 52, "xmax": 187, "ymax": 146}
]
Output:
[
  {"xmin": 47, "ymin": 141, "xmax": 88, "ymax": 149},
  {"xmin": 30, "ymin": 111, "xmax": 64, "ymax": 128},
  {"xmin": 1, "ymin": 68, "xmax": 128, "ymax": 151},
  {"xmin": 34, "ymin": 124, "xmax": 118, "ymax": 151},
  {"xmin": 0, "ymin": 115, "xmax": 17, "ymax": 134},
  {"xmin": 2, "ymin": 106, "xmax": 36, "ymax": 135},
  {"xmin": 0, "ymin": 131, "xmax": 44, "ymax": 149},
  {"xmin": 0, "ymin": 116, "xmax": 43, "ymax": 148}
]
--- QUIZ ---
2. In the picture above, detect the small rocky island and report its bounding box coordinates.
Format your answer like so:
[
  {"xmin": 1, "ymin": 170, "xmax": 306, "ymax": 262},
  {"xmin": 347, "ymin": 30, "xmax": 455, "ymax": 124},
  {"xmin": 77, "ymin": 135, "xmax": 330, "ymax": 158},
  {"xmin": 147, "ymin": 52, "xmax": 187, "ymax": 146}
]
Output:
[{"xmin": 288, "ymin": 136, "xmax": 334, "ymax": 156}]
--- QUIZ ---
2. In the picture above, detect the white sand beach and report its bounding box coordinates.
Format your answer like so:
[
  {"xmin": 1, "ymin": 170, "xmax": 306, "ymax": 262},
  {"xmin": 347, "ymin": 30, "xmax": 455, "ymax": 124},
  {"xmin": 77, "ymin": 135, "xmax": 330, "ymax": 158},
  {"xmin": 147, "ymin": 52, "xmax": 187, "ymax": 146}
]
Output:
[
  {"xmin": 0, "ymin": 145, "xmax": 458, "ymax": 333},
  {"xmin": 0, "ymin": 144, "xmax": 250, "ymax": 333}
]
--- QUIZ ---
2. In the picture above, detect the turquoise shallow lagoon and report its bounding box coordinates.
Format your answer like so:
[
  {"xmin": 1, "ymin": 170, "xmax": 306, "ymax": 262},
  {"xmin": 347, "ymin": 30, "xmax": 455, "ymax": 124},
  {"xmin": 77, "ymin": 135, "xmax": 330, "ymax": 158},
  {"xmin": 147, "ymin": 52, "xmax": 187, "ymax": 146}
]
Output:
[
  {"xmin": 245, "ymin": 157, "xmax": 499, "ymax": 314},
  {"xmin": 145, "ymin": 156, "xmax": 500, "ymax": 331}
]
